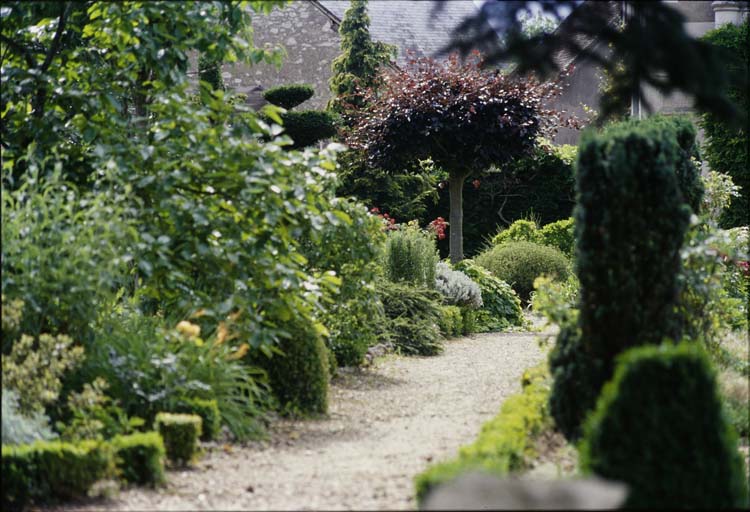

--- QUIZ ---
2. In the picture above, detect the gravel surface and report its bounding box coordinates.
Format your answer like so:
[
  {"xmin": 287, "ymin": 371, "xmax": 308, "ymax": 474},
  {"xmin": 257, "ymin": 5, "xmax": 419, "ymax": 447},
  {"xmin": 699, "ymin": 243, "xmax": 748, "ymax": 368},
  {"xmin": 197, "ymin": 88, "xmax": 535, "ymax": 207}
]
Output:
[{"xmin": 42, "ymin": 331, "xmax": 545, "ymax": 511}]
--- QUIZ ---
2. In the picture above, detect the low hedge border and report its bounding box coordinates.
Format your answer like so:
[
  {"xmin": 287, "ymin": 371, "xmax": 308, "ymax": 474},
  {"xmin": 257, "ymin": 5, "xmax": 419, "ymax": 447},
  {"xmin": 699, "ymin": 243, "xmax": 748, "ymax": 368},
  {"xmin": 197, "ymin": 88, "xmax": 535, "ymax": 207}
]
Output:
[
  {"xmin": 154, "ymin": 413, "xmax": 202, "ymax": 466},
  {"xmin": 414, "ymin": 363, "xmax": 551, "ymax": 505},
  {"xmin": 111, "ymin": 431, "xmax": 166, "ymax": 486}
]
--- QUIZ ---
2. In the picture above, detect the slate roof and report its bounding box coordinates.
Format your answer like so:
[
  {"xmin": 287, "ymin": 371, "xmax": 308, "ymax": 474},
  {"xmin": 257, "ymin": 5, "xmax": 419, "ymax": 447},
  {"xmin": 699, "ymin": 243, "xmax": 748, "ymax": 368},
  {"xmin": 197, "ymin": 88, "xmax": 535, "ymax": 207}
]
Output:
[{"xmin": 314, "ymin": 0, "xmax": 485, "ymax": 64}]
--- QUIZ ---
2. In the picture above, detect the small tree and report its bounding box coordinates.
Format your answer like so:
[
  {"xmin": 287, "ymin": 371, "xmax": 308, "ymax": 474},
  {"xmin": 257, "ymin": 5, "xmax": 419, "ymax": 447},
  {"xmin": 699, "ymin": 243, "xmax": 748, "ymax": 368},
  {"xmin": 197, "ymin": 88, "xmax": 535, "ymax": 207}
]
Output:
[
  {"xmin": 328, "ymin": 0, "xmax": 395, "ymax": 114},
  {"xmin": 347, "ymin": 53, "xmax": 574, "ymax": 262}
]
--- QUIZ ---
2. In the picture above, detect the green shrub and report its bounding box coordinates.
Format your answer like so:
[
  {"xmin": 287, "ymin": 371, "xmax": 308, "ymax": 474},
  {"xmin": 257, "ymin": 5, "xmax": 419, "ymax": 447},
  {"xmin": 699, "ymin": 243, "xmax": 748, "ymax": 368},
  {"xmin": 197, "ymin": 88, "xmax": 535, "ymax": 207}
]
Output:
[
  {"xmin": 2, "ymin": 439, "xmax": 115, "ymax": 509},
  {"xmin": 384, "ymin": 224, "xmax": 440, "ymax": 288},
  {"xmin": 454, "ymin": 259, "xmax": 524, "ymax": 331},
  {"xmin": 530, "ymin": 275, "xmax": 579, "ymax": 329},
  {"xmin": 580, "ymin": 342, "xmax": 749, "ymax": 509},
  {"xmin": 719, "ymin": 369, "xmax": 750, "ymax": 437},
  {"xmin": 575, "ymin": 117, "xmax": 692, "ymax": 364},
  {"xmin": 415, "ymin": 364, "xmax": 550, "ymax": 504},
  {"xmin": 435, "ymin": 262, "xmax": 483, "ymax": 309},
  {"xmin": 377, "ymin": 280, "xmax": 444, "ymax": 356},
  {"xmin": 548, "ymin": 322, "xmax": 607, "ymax": 441},
  {"xmin": 175, "ymin": 398, "xmax": 221, "ymax": 441},
  {"xmin": 491, "ymin": 219, "xmax": 542, "ymax": 246},
  {"xmin": 700, "ymin": 20, "xmax": 749, "ymax": 228},
  {"xmin": 539, "ymin": 218, "xmax": 575, "ymax": 257},
  {"xmin": 111, "ymin": 432, "xmax": 166, "ymax": 486},
  {"xmin": 260, "ymin": 318, "xmax": 329, "ymax": 415},
  {"xmin": 438, "ymin": 305, "xmax": 463, "ymax": 338},
  {"xmin": 460, "ymin": 307, "xmax": 478, "ymax": 335},
  {"xmin": 262, "ymin": 83, "xmax": 314, "ymax": 109},
  {"xmin": 475, "ymin": 241, "xmax": 571, "ymax": 302},
  {"xmin": 280, "ymin": 110, "xmax": 338, "ymax": 149},
  {"xmin": 154, "ymin": 413, "xmax": 202, "ymax": 466}
]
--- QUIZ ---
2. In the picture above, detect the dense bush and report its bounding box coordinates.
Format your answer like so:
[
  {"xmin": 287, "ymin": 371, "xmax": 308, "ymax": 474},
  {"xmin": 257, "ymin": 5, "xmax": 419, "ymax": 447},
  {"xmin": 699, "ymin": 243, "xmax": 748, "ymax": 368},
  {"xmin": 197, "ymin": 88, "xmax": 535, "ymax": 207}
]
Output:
[
  {"xmin": 154, "ymin": 413, "xmax": 202, "ymax": 466},
  {"xmin": 2, "ymin": 439, "xmax": 116, "ymax": 509},
  {"xmin": 262, "ymin": 84, "xmax": 314, "ymax": 110},
  {"xmin": 719, "ymin": 369, "xmax": 750, "ymax": 437},
  {"xmin": 415, "ymin": 363, "xmax": 550, "ymax": 504},
  {"xmin": 454, "ymin": 260, "xmax": 524, "ymax": 331},
  {"xmin": 580, "ymin": 343, "xmax": 749, "ymax": 508},
  {"xmin": 279, "ymin": 110, "xmax": 338, "ymax": 149},
  {"xmin": 435, "ymin": 262, "xmax": 483, "ymax": 309},
  {"xmin": 384, "ymin": 224, "xmax": 439, "ymax": 288},
  {"xmin": 301, "ymin": 199, "xmax": 386, "ymax": 368},
  {"xmin": 575, "ymin": 118, "xmax": 692, "ymax": 364},
  {"xmin": 259, "ymin": 318, "xmax": 329, "ymax": 415},
  {"xmin": 174, "ymin": 398, "xmax": 221, "ymax": 442},
  {"xmin": 700, "ymin": 20, "xmax": 749, "ymax": 228},
  {"xmin": 548, "ymin": 323, "xmax": 607, "ymax": 440},
  {"xmin": 437, "ymin": 305, "xmax": 463, "ymax": 338},
  {"xmin": 111, "ymin": 432, "xmax": 166, "ymax": 486},
  {"xmin": 539, "ymin": 218, "xmax": 575, "ymax": 257},
  {"xmin": 376, "ymin": 280, "xmax": 444, "ymax": 356},
  {"xmin": 1, "ymin": 391, "xmax": 56, "ymax": 447},
  {"xmin": 475, "ymin": 241, "xmax": 571, "ymax": 302},
  {"xmin": 530, "ymin": 275, "xmax": 579, "ymax": 329},
  {"xmin": 491, "ymin": 219, "xmax": 542, "ymax": 246}
]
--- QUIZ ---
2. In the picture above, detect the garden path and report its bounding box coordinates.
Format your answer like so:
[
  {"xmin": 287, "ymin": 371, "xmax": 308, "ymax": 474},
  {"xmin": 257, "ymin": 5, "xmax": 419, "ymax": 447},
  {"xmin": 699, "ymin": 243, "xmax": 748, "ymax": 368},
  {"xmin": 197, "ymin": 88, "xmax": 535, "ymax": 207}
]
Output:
[{"xmin": 56, "ymin": 330, "xmax": 546, "ymax": 511}]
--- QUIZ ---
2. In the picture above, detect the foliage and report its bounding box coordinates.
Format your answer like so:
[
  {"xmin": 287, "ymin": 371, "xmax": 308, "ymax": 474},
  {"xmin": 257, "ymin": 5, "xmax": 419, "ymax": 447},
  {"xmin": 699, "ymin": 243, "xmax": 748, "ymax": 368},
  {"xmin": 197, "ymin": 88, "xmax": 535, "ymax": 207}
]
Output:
[
  {"xmin": 301, "ymin": 199, "xmax": 386, "ymax": 368},
  {"xmin": 719, "ymin": 368, "xmax": 750, "ymax": 438},
  {"xmin": 701, "ymin": 170, "xmax": 741, "ymax": 226},
  {"xmin": 58, "ymin": 377, "xmax": 144, "ymax": 442},
  {"xmin": 700, "ymin": 20, "xmax": 749, "ymax": 228},
  {"xmin": 539, "ymin": 218, "xmax": 575, "ymax": 257},
  {"xmin": 460, "ymin": 307, "xmax": 479, "ymax": 335},
  {"xmin": 530, "ymin": 275, "xmax": 579, "ymax": 329},
  {"xmin": 437, "ymin": 305, "xmax": 463, "ymax": 338},
  {"xmin": 1, "ymin": 173, "xmax": 136, "ymax": 343},
  {"xmin": 376, "ymin": 280, "xmax": 444, "ymax": 356},
  {"xmin": 414, "ymin": 363, "xmax": 550, "ymax": 505},
  {"xmin": 2, "ymin": 328, "xmax": 84, "ymax": 415},
  {"xmin": 198, "ymin": 54, "xmax": 224, "ymax": 93},
  {"xmin": 491, "ymin": 219, "xmax": 542, "ymax": 246},
  {"xmin": 174, "ymin": 398, "xmax": 221, "ymax": 442},
  {"xmin": 435, "ymin": 262, "xmax": 483, "ymax": 309},
  {"xmin": 384, "ymin": 223, "xmax": 439, "ymax": 288},
  {"xmin": 328, "ymin": 0, "xmax": 396, "ymax": 114},
  {"xmin": 454, "ymin": 260, "xmax": 524, "ymax": 331},
  {"xmin": 347, "ymin": 52, "xmax": 573, "ymax": 262},
  {"xmin": 580, "ymin": 342, "xmax": 749, "ymax": 509},
  {"xmin": 111, "ymin": 432, "xmax": 166, "ymax": 486},
  {"xmin": 475, "ymin": 241, "xmax": 571, "ymax": 302},
  {"xmin": 1, "ymin": 439, "xmax": 116, "ymax": 508},
  {"xmin": 1, "ymin": 390, "xmax": 56, "ymax": 447},
  {"xmin": 83, "ymin": 307, "xmax": 267, "ymax": 441},
  {"xmin": 278, "ymin": 110, "xmax": 338, "ymax": 149},
  {"xmin": 258, "ymin": 318, "xmax": 329, "ymax": 416},
  {"xmin": 154, "ymin": 413, "xmax": 202, "ymax": 466},
  {"xmin": 262, "ymin": 84, "xmax": 314, "ymax": 110},
  {"xmin": 548, "ymin": 322, "xmax": 607, "ymax": 441},
  {"xmin": 445, "ymin": 1, "xmax": 748, "ymax": 125}
]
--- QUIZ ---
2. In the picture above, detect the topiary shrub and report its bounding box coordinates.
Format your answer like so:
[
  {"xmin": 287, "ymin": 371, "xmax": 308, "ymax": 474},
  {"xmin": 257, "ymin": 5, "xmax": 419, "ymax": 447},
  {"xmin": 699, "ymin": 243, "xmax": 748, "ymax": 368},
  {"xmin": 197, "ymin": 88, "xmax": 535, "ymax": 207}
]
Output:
[
  {"xmin": 174, "ymin": 398, "xmax": 221, "ymax": 441},
  {"xmin": 700, "ymin": 20, "xmax": 749, "ymax": 229},
  {"xmin": 454, "ymin": 259, "xmax": 524, "ymax": 331},
  {"xmin": 547, "ymin": 322, "xmax": 606, "ymax": 441},
  {"xmin": 262, "ymin": 84, "xmax": 314, "ymax": 110},
  {"xmin": 580, "ymin": 342, "xmax": 749, "ymax": 509},
  {"xmin": 491, "ymin": 219, "xmax": 542, "ymax": 246},
  {"xmin": 280, "ymin": 110, "xmax": 338, "ymax": 149},
  {"xmin": 384, "ymin": 224, "xmax": 440, "ymax": 288},
  {"xmin": 437, "ymin": 305, "xmax": 463, "ymax": 338},
  {"xmin": 539, "ymin": 217, "xmax": 574, "ymax": 257},
  {"xmin": 154, "ymin": 413, "xmax": 202, "ymax": 466},
  {"xmin": 475, "ymin": 241, "xmax": 571, "ymax": 302},
  {"xmin": 261, "ymin": 319, "xmax": 329, "ymax": 415},
  {"xmin": 377, "ymin": 280, "xmax": 443, "ymax": 356},
  {"xmin": 111, "ymin": 432, "xmax": 166, "ymax": 486},
  {"xmin": 2, "ymin": 439, "xmax": 116, "ymax": 509},
  {"xmin": 575, "ymin": 118, "xmax": 692, "ymax": 365},
  {"xmin": 435, "ymin": 262, "xmax": 483, "ymax": 309}
]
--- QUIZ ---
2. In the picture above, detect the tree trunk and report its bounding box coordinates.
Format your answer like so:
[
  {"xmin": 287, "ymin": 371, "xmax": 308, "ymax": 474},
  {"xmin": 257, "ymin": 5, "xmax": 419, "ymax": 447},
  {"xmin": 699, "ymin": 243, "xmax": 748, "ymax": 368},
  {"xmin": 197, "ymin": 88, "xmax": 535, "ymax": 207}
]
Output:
[{"xmin": 448, "ymin": 171, "xmax": 468, "ymax": 264}]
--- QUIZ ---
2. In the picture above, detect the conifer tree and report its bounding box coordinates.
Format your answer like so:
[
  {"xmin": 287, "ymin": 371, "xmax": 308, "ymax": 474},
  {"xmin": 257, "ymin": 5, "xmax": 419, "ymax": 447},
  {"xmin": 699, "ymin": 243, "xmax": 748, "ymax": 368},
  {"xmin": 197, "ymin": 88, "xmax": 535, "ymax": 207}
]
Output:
[{"xmin": 328, "ymin": 0, "xmax": 395, "ymax": 114}]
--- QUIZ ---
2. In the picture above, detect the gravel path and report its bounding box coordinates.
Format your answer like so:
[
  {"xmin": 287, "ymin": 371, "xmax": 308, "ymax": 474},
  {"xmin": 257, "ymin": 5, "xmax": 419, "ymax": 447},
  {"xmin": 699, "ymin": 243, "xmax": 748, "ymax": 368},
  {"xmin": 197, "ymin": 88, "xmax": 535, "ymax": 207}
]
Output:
[{"xmin": 53, "ymin": 331, "xmax": 545, "ymax": 511}]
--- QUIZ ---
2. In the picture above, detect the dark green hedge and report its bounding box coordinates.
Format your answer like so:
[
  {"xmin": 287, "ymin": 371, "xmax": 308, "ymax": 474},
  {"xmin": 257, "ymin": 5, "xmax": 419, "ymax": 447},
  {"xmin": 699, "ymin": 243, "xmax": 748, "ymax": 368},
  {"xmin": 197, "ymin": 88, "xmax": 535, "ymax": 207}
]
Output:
[
  {"xmin": 263, "ymin": 84, "xmax": 314, "ymax": 110},
  {"xmin": 280, "ymin": 110, "xmax": 337, "ymax": 149},
  {"xmin": 154, "ymin": 413, "xmax": 202, "ymax": 466},
  {"xmin": 377, "ymin": 280, "xmax": 444, "ymax": 356},
  {"xmin": 580, "ymin": 342, "xmax": 749, "ymax": 509},
  {"xmin": 700, "ymin": 21, "xmax": 749, "ymax": 228}
]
